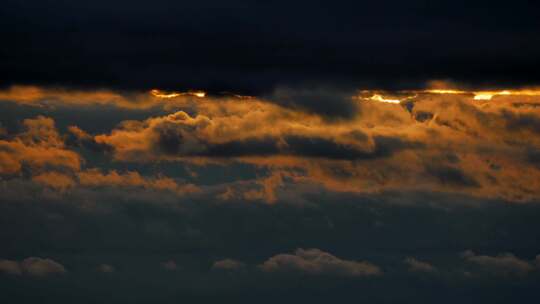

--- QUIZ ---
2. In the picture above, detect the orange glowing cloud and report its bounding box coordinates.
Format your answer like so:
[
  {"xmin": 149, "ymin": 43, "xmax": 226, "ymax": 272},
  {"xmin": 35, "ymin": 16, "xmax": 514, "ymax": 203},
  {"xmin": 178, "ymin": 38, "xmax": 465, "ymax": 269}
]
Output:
[
  {"xmin": 3, "ymin": 84, "xmax": 540, "ymax": 203},
  {"xmin": 0, "ymin": 116, "xmax": 82, "ymax": 175},
  {"xmin": 77, "ymin": 169, "xmax": 200, "ymax": 194},
  {"xmin": 150, "ymin": 89, "xmax": 206, "ymax": 98}
]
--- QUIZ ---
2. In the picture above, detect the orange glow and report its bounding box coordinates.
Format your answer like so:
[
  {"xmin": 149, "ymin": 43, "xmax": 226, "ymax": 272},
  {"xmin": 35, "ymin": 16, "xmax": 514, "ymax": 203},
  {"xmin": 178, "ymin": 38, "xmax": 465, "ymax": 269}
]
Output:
[
  {"xmin": 470, "ymin": 90, "xmax": 540, "ymax": 100},
  {"xmin": 150, "ymin": 89, "xmax": 206, "ymax": 98},
  {"xmin": 423, "ymin": 89, "xmax": 468, "ymax": 95},
  {"xmin": 421, "ymin": 88, "xmax": 540, "ymax": 100},
  {"xmin": 367, "ymin": 94, "xmax": 401, "ymax": 104}
]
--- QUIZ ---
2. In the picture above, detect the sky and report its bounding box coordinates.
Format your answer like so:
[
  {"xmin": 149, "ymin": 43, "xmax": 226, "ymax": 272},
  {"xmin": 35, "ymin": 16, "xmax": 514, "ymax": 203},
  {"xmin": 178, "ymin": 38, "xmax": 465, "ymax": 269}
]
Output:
[{"xmin": 1, "ymin": 1, "xmax": 540, "ymax": 303}]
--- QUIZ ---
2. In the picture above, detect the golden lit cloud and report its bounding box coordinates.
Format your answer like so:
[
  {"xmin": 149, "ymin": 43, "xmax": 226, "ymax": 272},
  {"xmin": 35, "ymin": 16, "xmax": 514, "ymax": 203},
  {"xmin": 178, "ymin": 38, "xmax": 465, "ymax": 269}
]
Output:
[
  {"xmin": 150, "ymin": 89, "xmax": 206, "ymax": 98},
  {"xmin": 0, "ymin": 116, "xmax": 82, "ymax": 175},
  {"xmin": 2, "ymin": 84, "xmax": 540, "ymax": 203},
  {"xmin": 367, "ymin": 94, "xmax": 402, "ymax": 104}
]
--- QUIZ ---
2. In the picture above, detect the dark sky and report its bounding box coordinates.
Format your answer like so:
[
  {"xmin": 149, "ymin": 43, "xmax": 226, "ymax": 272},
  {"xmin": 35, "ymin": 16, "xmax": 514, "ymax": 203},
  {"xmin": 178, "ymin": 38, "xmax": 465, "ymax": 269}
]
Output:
[
  {"xmin": 1, "ymin": 0, "xmax": 540, "ymax": 93},
  {"xmin": 1, "ymin": 2, "xmax": 540, "ymax": 304}
]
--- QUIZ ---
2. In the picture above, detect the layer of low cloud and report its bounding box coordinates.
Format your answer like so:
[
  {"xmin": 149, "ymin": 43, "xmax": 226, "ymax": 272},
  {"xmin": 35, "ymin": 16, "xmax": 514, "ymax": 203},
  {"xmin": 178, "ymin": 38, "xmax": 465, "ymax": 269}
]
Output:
[{"xmin": 2, "ymin": 86, "xmax": 540, "ymax": 204}]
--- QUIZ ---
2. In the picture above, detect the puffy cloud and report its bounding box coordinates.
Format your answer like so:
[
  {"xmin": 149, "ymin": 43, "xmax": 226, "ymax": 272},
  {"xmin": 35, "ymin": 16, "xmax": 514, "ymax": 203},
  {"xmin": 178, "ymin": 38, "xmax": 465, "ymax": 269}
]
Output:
[
  {"xmin": 66, "ymin": 126, "xmax": 112, "ymax": 153},
  {"xmin": 0, "ymin": 116, "xmax": 81, "ymax": 175},
  {"xmin": 0, "ymin": 259, "xmax": 23, "ymax": 275},
  {"xmin": 212, "ymin": 259, "xmax": 246, "ymax": 271},
  {"xmin": 259, "ymin": 248, "xmax": 382, "ymax": 277},
  {"xmin": 461, "ymin": 250, "xmax": 535, "ymax": 276},
  {"xmin": 0, "ymin": 257, "xmax": 67, "ymax": 277},
  {"xmin": 21, "ymin": 257, "xmax": 67, "ymax": 277},
  {"xmin": 32, "ymin": 172, "xmax": 76, "ymax": 191},
  {"xmin": 404, "ymin": 257, "xmax": 437, "ymax": 273}
]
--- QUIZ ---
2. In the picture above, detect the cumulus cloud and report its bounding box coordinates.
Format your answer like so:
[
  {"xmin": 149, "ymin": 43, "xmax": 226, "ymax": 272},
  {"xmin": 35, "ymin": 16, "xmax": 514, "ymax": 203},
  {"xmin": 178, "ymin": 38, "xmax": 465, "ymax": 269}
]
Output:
[
  {"xmin": 259, "ymin": 248, "xmax": 382, "ymax": 277},
  {"xmin": 404, "ymin": 257, "xmax": 437, "ymax": 273},
  {"xmin": 0, "ymin": 116, "xmax": 81, "ymax": 175},
  {"xmin": 461, "ymin": 250, "xmax": 535, "ymax": 276},
  {"xmin": 212, "ymin": 259, "xmax": 246, "ymax": 271},
  {"xmin": 32, "ymin": 171, "xmax": 76, "ymax": 191},
  {"xmin": 0, "ymin": 257, "xmax": 67, "ymax": 277}
]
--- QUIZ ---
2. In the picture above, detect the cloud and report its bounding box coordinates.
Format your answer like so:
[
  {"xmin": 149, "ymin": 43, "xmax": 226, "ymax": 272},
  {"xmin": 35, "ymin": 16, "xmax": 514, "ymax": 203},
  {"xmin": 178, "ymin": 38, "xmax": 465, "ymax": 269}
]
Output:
[
  {"xmin": 0, "ymin": 257, "xmax": 68, "ymax": 277},
  {"xmin": 161, "ymin": 260, "xmax": 178, "ymax": 271},
  {"xmin": 0, "ymin": 116, "xmax": 81, "ymax": 175},
  {"xmin": 0, "ymin": 259, "xmax": 23, "ymax": 275},
  {"xmin": 0, "ymin": 86, "xmax": 160, "ymax": 109},
  {"xmin": 32, "ymin": 172, "xmax": 76, "ymax": 191},
  {"xmin": 259, "ymin": 248, "xmax": 382, "ymax": 277},
  {"xmin": 77, "ymin": 169, "xmax": 200, "ymax": 194},
  {"xmin": 94, "ymin": 106, "xmax": 421, "ymax": 163},
  {"xmin": 3, "ymin": 1, "xmax": 540, "ymax": 95},
  {"xmin": 425, "ymin": 165, "xmax": 479, "ymax": 188},
  {"xmin": 404, "ymin": 257, "xmax": 437, "ymax": 273},
  {"xmin": 97, "ymin": 264, "xmax": 115, "ymax": 273},
  {"xmin": 268, "ymin": 87, "xmax": 359, "ymax": 119},
  {"xmin": 461, "ymin": 250, "xmax": 535, "ymax": 276},
  {"xmin": 4, "ymin": 88, "xmax": 540, "ymax": 203},
  {"xmin": 66, "ymin": 126, "xmax": 112, "ymax": 153},
  {"xmin": 20, "ymin": 257, "xmax": 67, "ymax": 277},
  {"xmin": 212, "ymin": 259, "xmax": 246, "ymax": 271}
]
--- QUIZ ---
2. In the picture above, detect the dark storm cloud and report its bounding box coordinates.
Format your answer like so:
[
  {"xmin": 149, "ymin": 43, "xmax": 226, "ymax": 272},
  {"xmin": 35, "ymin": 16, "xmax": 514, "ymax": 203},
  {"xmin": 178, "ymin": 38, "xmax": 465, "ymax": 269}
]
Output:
[{"xmin": 1, "ymin": 0, "xmax": 540, "ymax": 99}]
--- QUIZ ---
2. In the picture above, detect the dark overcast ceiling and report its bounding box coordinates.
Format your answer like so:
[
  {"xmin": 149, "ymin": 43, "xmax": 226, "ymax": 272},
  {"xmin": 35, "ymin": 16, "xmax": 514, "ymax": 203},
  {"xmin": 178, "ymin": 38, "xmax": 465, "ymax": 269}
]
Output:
[{"xmin": 1, "ymin": 0, "xmax": 540, "ymax": 93}]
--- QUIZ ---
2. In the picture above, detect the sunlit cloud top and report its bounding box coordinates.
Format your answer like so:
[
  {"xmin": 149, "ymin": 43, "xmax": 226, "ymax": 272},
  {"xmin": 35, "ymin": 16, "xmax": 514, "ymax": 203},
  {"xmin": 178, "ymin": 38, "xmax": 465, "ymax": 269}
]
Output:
[{"xmin": 150, "ymin": 89, "xmax": 206, "ymax": 98}]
